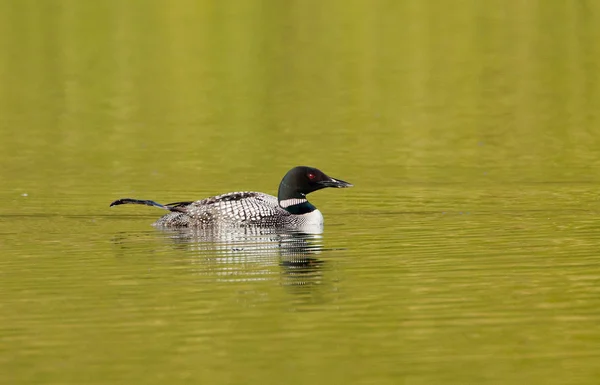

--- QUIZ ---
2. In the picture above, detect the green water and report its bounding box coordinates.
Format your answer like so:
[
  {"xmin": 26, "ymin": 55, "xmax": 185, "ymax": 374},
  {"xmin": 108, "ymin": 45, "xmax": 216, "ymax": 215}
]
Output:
[{"xmin": 2, "ymin": 1, "xmax": 600, "ymax": 384}]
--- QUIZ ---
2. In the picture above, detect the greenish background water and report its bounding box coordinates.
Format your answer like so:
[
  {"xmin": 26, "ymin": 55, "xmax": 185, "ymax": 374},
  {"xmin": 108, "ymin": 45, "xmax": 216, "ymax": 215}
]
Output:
[{"xmin": 1, "ymin": 1, "xmax": 600, "ymax": 384}]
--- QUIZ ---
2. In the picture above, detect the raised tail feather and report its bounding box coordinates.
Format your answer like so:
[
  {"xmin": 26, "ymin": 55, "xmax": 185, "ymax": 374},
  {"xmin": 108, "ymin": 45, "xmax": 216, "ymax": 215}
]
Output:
[{"xmin": 109, "ymin": 198, "xmax": 190, "ymax": 213}]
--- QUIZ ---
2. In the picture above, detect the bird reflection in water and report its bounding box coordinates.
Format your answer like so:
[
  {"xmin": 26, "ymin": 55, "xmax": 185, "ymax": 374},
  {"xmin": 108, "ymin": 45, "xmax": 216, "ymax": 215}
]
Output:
[{"xmin": 159, "ymin": 225, "xmax": 327, "ymax": 289}]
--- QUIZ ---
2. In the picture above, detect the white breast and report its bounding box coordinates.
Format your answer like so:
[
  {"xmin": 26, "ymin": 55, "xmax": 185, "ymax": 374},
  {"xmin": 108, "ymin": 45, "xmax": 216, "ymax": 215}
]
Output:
[{"xmin": 295, "ymin": 209, "xmax": 324, "ymax": 233}]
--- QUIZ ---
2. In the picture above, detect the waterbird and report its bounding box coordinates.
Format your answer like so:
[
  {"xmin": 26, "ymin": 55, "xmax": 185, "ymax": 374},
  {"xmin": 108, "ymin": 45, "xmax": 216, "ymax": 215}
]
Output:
[{"xmin": 110, "ymin": 166, "xmax": 352, "ymax": 229}]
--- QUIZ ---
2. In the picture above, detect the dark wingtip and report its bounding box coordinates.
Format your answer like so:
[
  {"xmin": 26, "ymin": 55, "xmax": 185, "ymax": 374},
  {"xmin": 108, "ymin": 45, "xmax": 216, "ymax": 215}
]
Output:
[
  {"xmin": 110, "ymin": 198, "xmax": 132, "ymax": 207},
  {"xmin": 110, "ymin": 199, "xmax": 122, "ymax": 207},
  {"xmin": 108, "ymin": 198, "xmax": 169, "ymax": 210}
]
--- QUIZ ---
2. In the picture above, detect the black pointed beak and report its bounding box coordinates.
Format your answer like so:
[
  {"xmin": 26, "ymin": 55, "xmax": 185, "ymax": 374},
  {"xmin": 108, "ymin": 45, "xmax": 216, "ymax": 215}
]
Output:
[{"xmin": 318, "ymin": 177, "xmax": 353, "ymax": 188}]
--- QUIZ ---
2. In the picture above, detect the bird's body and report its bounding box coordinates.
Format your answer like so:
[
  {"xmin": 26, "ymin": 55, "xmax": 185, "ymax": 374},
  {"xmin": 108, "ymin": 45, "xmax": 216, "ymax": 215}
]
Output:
[
  {"xmin": 110, "ymin": 166, "xmax": 351, "ymax": 230},
  {"xmin": 151, "ymin": 191, "xmax": 323, "ymax": 228}
]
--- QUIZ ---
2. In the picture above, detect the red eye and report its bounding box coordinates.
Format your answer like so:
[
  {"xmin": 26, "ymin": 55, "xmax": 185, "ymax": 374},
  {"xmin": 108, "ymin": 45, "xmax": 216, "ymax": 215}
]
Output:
[{"xmin": 308, "ymin": 173, "xmax": 316, "ymax": 180}]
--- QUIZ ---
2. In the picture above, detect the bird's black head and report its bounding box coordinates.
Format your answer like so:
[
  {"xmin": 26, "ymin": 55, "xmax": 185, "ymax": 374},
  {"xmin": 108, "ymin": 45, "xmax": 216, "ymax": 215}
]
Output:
[{"xmin": 277, "ymin": 166, "xmax": 353, "ymax": 202}]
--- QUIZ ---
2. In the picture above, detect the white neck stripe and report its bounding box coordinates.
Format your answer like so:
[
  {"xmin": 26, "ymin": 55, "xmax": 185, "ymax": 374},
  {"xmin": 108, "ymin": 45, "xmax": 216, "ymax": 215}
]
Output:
[{"xmin": 279, "ymin": 198, "xmax": 308, "ymax": 208}]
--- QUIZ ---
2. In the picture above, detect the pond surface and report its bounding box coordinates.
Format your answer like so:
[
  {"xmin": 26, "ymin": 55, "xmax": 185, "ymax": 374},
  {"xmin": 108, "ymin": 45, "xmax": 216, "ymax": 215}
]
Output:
[{"xmin": 1, "ymin": 1, "xmax": 600, "ymax": 384}]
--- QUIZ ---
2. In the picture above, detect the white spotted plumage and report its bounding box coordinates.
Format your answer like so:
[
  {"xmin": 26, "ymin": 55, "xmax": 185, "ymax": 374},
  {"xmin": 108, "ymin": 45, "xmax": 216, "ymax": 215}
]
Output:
[{"xmin": 153, "ymin": 191, "xmax": 322, "ymax": 229}]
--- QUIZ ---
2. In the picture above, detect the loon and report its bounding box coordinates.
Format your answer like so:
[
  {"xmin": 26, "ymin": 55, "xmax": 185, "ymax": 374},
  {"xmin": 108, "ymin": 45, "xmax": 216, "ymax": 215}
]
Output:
[{"xmin": 109, "ymin": 166, "xmax": 352, "ymax": 229}]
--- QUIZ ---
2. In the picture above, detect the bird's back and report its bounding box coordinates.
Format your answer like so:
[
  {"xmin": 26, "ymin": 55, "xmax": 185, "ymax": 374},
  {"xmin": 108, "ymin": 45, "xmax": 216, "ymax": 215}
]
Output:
[{"xmin": 153, "ymin": 191, "xmax": 291, "ymax": 227}]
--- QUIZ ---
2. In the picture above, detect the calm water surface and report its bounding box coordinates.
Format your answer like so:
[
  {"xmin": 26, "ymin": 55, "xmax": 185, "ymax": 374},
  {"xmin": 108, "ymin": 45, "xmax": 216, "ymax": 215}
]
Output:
[{"xmin": 1, "ymin": 1, "xmax": 600, "ymax": 384}]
